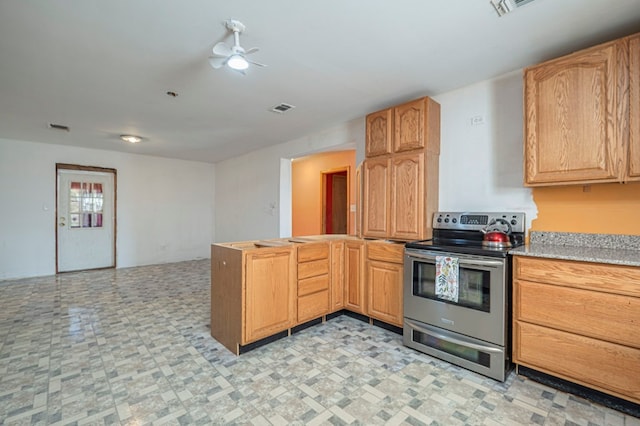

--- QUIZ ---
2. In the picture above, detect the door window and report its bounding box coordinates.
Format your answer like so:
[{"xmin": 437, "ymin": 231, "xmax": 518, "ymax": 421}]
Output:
[{"xmin": 69, "ymin": 181, "xmax": 104, "ymax": 228}]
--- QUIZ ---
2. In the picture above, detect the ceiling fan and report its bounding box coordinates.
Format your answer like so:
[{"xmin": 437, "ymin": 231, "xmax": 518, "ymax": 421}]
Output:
[{"xmin": 208, "ymin": 19, "xmax": 266, "ymax": 73}]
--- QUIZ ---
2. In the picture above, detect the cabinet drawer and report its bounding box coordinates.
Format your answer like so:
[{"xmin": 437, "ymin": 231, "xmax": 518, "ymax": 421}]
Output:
[
  {"xmin": 514, "ymin": 322, "xmax": 640, "ymax": 404},
  {"xmin": 515, "ymin": 280, "xmax": 640, "ymax": 348},
  {"xmin": 298, "ymin": 274, "xmax": 329, "ymax": 296},
  {"xmin": 298, "ymin": 243, "xmax": 330, "ymax": 262},
  {"xmin": 514, "ymin": 256, "xmax": 640, "ymax": 297},
  {"xmin": 298, "ymin": 259, "xmax": 329, "ymax": 280},
  {"xmin": 367, "ymin": 242, "xmax": 404, "ymax": 263},
  {"xmin": 298, "ymin": 290, "xmax": 329, "ymax": 323}
]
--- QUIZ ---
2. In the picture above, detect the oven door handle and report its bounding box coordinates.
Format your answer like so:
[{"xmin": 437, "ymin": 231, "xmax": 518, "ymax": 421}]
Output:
[
  {"xmin": 405, "ymin": 251, "xmax": 504, "ymax": 268},
  {"xmin": 405, "ymin": 319, "xmax": 503, "ymax": 354}
]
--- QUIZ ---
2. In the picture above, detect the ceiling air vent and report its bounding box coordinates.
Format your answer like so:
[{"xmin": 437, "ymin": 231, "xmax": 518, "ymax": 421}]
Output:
[
  {"xmin": 490, "ymin": 0, "xmax": 537, "ymax": 16},
  {"xmin": 270, "ymin": 103, "xmax": 296, "ymax": 114},
  {"xmin": 48, "ymin": 123, "xmax": 70, "ymax": 131}
]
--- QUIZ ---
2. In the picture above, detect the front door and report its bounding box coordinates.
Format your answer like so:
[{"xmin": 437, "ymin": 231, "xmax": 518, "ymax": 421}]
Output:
[{"xmin": 56, "ymin": 165, "xmax": 116, "ymax": 272}]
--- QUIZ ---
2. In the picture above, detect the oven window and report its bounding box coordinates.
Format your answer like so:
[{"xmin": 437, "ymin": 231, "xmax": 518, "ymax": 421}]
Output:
[
  {"xmin": 412, "ymin": 262, "xmax": 491, "ymax": 312},
  {"xmin": 413, "ymin": 330, "xmax": 491, "ymax": 368}
]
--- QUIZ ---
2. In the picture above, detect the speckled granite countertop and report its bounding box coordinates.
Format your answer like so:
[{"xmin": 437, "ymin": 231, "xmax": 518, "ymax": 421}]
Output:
[{"xmin": 509, "ymin": 231, "xmax": 640, "ymax": 267}]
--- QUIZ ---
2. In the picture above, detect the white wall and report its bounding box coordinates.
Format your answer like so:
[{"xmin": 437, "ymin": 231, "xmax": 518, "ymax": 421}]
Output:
[
  {"xmin": 0, "ymin": 138, "xmax": 215, "ymax": 280},
  {"xmin": 214, "ymin": 119, "xmax": 364, "ymax": 242},
  {"xmin": 214, "ymin": 70, "xmax": 537, "ymax": 241},
  {"xmin": 433, "ymin": 71, "xmax": 537, "ymax": 229}
]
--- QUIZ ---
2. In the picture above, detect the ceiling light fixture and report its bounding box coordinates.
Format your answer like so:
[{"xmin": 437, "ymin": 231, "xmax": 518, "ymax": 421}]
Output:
[
  {"xmin": 226, "ymin": 54, "xmax": 249, "ymax": 71},
  {"xmin": 120, "ymin": 134, "xmax": 143, "ymax": 143},
  {"xmin": 270, "ymin": 103, "xmax": 296, "ymax": 114}
]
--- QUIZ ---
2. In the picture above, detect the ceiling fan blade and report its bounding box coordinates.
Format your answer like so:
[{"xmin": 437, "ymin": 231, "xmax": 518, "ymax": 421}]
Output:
[
  {"xmin": 248, "ymin": 60, "xmax": 267, "ymax": 67},
  {"xmin": 208, "ymin": 56, "xmax": 227, "ymax": 69},
  {"xmin": 245, "ymin": 47, "xmax": 259, "ymax": 55},
  {"xmin": 212, "ymin": 42, "xmax": 232, "ymax": 57}
]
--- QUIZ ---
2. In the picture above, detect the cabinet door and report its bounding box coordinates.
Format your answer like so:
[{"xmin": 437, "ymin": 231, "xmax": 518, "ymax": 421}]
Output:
[
  {"xmin": 330, "ymin": 241, "xmax": 345, "ymax": 311},
  {"xmin": 344, "ymin": 240, "xmax": 365, "ymax": 314},
  {"xmin": 245, "ymin": 249, "xmax": 295, "ymax": 343},
  {"xmin": 390, "ymin": 152, "xmax": 424, "ymax": 240},
  {"xmin": 367, "ymin": 260, "xmax": 403, "ymax": 326},
  {"xmin": 394, "ymin": 98, "xmax": 425, "ymax": 153},
  {"xmin": 366, "ymin": 109, "xmax": 393, "ymax": 157},
  {"xmin": 524, "ymin": 40, "xmax": 623, "ymax": 185},
  {"xmin": 629, "ymin": 34, "xmax": 640, "ymax": 180},
  {"xmin": 362, "ymin": 157, "xmax": 390, "ymax": 238}
]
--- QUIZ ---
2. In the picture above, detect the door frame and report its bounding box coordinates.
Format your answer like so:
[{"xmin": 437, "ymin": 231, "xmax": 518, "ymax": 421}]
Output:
[
  {"xmin": 56, "ymin": 163, "xmax": 118, "ymax": 273},
  {"xmin": 321, "ymin": 166, "xmax": 350, "ymax": 234}
]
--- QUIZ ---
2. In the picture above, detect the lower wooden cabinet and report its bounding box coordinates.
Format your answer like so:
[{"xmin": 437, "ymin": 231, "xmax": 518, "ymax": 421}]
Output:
[
  {"xmin": 330, "ymin": 241, "xmax": 345, "ymax": 312},
  {"xmin": 211, "ymin": 237, "xmax": 407, "ymax": 356},
  {"xmin": 211, "ymin": 243, "xmax": 296, "ymax": 354},
  {"xmin": 513, "ymin": 256, "xmax": 640, "ymax": 404},
  {"xmin": 297, "ymin": 242, "xmax": 330, "ymax": 323},
  {"xmin": 366, "ymin": 241, "xmax": 404, "ymax": 326},
  {"xmin": 246, "ymin": 249, "xmax": 297, "ymax": 342},
  {"xmin": 344, "ymin": 239, "xmax": 366, "ymax": 313}
]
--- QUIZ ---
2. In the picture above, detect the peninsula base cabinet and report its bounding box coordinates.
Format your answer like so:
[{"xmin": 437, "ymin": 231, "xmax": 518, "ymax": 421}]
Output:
[
  {"xmin": 330, "ymin": 241, "xmax": 345, "ymax": 312},
  {"xmin": 344, "ymin": 239, "xmax": 366, "ymax": 314},
  {"xmin": 513, "ymin": 256, "xmax": 640, "ymax": 405},
  {"xmin": 211, "ymin": 243, "xmax": 296, "ymax": 355},
  {"xmin": 211, "ymin": 237, "xmax": 406, "ymax": 356},
  {"xmin": 366, "ymin": 241, "xmax": 404, "ymax": 327},
  {"xmin": 296, "ymin": 242, "xmax": 330, "ymax": 323}
]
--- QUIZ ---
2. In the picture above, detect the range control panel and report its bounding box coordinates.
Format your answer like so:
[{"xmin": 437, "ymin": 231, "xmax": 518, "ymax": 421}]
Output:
[{"xmin": 433, "ymin": 212, "xmax": 526, "ymax": 233}]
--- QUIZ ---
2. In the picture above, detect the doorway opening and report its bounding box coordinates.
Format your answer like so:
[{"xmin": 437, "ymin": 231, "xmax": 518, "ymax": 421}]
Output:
[
  {"xmin": 322, "ymin": 168, "xmax": 349, "ymax": 234},
  {"xmin": 56, "ymin": 163, "xmax": 117, "ymax": 273}
]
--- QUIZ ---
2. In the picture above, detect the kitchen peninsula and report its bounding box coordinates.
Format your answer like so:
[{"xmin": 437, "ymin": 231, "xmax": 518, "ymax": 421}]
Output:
[{"xmin": 211, "ymin": 235, "xmax": 405, "ymax": 355}]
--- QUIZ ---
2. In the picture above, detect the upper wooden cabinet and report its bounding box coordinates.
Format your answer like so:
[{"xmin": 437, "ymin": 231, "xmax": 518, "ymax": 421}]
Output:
[
  {"xmin": 390, "ymin": 152, "xmax": 424, "ymax": 240},
  {"xmin": 629, "ymin": 34, "xmax": 640, "ymax": 179},
  {"xmin": 362, "ymin": 157, "xmax": 390, "ymax": 239},
  {"xmin": 366, "ymin": 97, "xmax": 440, "ymax": 157},
  {"xmin": 366, "ymin": 109, "xmax": 393, "ymax": 157},
  {"xmin": 524, "ymin": 32, "xmax": 640, "ymax": 186},
  {"xmin": 395, "ymin": 97, "xmax": 440, "ymax": 154},
  {"xmin": 363, "ymin": 96, "xmax": 440, "ymax": 241}
]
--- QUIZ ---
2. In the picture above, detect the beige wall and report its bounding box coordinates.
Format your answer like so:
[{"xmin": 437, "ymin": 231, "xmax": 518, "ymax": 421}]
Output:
[
  {"xmin": 531, "ymin": 182, "xmax": 640, "ymax": 235},
  {"xmin": 291, "ymin": 150, "xmax": 356, "ymax": 236}
]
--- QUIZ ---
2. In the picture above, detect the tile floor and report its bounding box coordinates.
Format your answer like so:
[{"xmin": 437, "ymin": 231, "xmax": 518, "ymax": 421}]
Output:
[{"xmin": 0, "ymin": 259, "xmax": 638, "ymax": 425}]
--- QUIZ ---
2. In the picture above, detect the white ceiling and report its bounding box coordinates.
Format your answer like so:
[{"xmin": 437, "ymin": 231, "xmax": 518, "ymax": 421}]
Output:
[{"xmin": 1, "ymin": 0, "xmax": 640, "ymax": 164}]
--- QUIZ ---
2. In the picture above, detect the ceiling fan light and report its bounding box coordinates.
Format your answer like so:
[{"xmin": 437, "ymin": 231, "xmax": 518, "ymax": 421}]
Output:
[
  {"xmin": 120, "ymin": 134, "xmax": 142, "ymax": 143},
  {"xmin": 227, "ymin": 54, "xmax": 249, "ymax": 70}
]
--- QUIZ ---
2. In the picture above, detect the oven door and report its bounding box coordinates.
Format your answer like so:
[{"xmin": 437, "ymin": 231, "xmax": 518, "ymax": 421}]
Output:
[{"xmin": 403, "ymin": 248, "xmax": 507, "ymax": 346}]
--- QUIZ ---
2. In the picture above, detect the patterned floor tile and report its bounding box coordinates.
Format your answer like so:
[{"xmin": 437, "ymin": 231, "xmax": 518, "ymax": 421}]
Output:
[{"xmin": 1, "ymin": 259, "xmax": 638, "ymax": 425}]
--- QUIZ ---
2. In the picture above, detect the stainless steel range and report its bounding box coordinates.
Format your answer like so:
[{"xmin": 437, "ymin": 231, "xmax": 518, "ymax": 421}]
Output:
[{"xmin": 403, "ymin": 211, "xmax": 525, "ymax": 381}]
